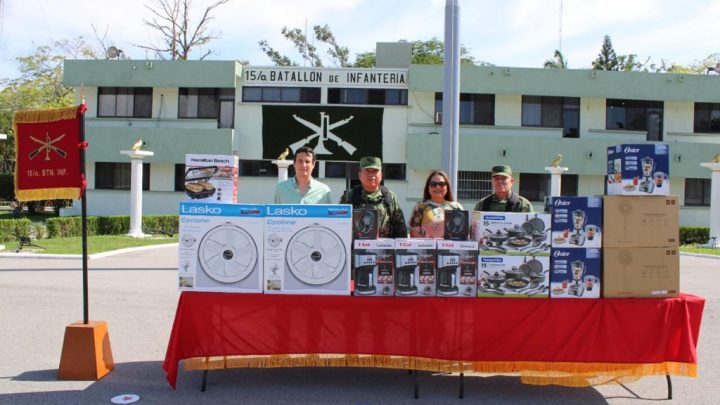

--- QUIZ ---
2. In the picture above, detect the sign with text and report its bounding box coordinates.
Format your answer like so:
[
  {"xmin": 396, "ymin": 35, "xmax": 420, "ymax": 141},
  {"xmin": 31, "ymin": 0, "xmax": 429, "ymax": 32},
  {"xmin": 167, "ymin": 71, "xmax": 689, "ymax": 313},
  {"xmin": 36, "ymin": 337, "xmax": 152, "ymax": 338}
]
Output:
[{"xmin": 244, "ymin": 67, "xmax": 408, "ymax": 89}]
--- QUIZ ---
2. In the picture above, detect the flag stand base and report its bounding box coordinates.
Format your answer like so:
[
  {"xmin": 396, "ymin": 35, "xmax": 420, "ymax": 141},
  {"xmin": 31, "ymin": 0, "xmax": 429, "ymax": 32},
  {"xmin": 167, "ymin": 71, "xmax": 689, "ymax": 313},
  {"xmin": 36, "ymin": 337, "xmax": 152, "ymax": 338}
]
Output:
[{"xmin": 58, "ymin": 321, "xmax": 114, "ymax": 380}]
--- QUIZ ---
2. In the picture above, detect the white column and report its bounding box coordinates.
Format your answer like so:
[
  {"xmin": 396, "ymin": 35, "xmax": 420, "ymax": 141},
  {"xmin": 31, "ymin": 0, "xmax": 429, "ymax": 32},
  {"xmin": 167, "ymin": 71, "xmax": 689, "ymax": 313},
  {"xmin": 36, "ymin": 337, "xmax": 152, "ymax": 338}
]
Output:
[
  {"xmin": 272, "ymin": 159, "xmax": 293, "ymax": 183},
  {"xmin": 700, "ymin": 162, "xmax": 720, "ymax": 248},
  {"xmin": 545, "ymin": 166, "xmax": 569, "ymax": 196},
  {"xmin": 121, "ymin": 150, "xmax": 154, "ymax": 238},
  {"xmin": 0, "ymin": 134, "xmax": 5, "ymax": 250}
]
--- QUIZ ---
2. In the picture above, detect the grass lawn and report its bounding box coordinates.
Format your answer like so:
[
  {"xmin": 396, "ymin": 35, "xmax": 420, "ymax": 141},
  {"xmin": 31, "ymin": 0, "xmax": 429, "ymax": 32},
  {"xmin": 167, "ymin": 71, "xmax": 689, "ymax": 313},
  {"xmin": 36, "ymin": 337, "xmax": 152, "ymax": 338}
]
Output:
[
  {"xmin": 679, "ymin": 245, "xmax": 720, "ymax": 256},
  {"xmin": 2, "ymin": 234, "xmax": 178, "ymax": 255}
]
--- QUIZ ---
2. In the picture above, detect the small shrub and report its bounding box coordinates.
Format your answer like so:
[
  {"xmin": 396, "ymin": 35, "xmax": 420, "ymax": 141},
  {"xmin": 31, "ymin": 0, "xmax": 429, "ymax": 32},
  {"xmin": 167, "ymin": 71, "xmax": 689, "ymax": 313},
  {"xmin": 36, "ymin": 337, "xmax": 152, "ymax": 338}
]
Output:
[
  {"xmin": 0, "ymin": 218, "xmax": 33, "ymax": 242},
  {"xmin": 680, "ymin": 226, "xmax": 709, "ymax": 245}
]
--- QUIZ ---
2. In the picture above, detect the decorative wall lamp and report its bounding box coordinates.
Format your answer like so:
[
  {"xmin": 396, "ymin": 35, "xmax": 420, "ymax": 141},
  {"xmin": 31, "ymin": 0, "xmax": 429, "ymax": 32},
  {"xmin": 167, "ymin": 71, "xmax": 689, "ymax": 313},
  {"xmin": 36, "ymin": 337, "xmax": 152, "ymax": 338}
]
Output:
[{"xmin": 586, "ymin": 151, "xmax": 593, "ymax": 159}]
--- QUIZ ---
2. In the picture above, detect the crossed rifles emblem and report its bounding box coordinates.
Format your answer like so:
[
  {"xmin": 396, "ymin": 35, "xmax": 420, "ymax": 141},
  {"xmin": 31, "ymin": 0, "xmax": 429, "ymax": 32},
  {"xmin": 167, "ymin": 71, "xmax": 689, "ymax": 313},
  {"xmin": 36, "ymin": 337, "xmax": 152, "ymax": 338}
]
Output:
[
  {"xmin": 289, "ymin": 112, "xmax": 357, "ymax": 156},
  {"xmin": 28, "ymin": 132, "xmax": 67, "ymax": 161}
]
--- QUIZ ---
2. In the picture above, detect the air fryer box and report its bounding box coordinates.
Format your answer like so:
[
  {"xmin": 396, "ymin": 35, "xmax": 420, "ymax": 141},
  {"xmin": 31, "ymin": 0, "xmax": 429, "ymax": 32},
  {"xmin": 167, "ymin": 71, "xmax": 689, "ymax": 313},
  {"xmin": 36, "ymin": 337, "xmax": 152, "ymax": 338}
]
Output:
[
  {"xmin": 550, "ymin": 248, "xmax": 601, "ymax": 299},
  {"xmin": 549, "ymin": 196, "xmax": 603, "ymax": 248},
  {"xmin": 178, "ymin": 202, "xmax": 264, "ymax": 293},
  {"xmin": 607, "ymin": 144, "xmax": 670, "ymax": 195},
  {"xmin": 477, "ymin": 255, "xmax": 549, "ymax": 298},
  {"xmin": 472, "ymin": 212, "xmax": 551, "ymax": 256},
  {"xmin": 436, "ymin": 240, "xmax": 478, "ymax": 297},
  {"xmin": 264, "ymin": 204, "xmax": 352, "ymax": 295},
  {"xmin": 444, "ymin": 210, "xmax": 469, "ymax": 240},
  {"xmin": 603, "ymin": 247, "xmax": 679, "ymax": 298},
  {"xmin": 353, "ymin": 238, "xmax": 395, "ymax": 296},
  {"xmin": 184, "ymin": 154, "xmax": 239, "ymax": 203},
  {"xmin": 603, "ymin": 196, "xmax": 679, "ymax": 248},
  {"xmin": 394, "ymin": 239, "xmax": 436, "ymax": 297},
  {"xmin": 353, "ymin": 209, "xmax": 379, "ymax": 240}
]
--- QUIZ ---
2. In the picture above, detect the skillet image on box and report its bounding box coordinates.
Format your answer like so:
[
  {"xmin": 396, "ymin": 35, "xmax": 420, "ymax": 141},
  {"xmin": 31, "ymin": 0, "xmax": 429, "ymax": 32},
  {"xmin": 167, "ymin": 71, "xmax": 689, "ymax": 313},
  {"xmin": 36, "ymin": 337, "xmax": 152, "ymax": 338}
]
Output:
[
  {"xmin": 185, "ymin": 166, "xmax": 218, "ymax": 199},
  {"xmin": 286, "ymin": 225, "xmax": 347, "ymax": 285},
  {"xmin": 198, "ymin": 223, "xmax": 258, "ymax": 283}
]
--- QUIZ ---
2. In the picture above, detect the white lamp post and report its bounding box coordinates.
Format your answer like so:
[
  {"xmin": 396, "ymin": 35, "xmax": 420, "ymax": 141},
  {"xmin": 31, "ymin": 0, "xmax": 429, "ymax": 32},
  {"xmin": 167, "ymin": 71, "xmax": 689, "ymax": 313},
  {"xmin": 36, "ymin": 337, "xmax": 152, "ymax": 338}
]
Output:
[
  {"xmin": 272, "ymin": 159, "xmax": 293, "ymax": 183},
  {"xmin": 700, "ymin": 161, "xmax": 720, "ymax": 248},
  {"xmin": 120, "ymin": 149, "xmax": 154, "ymax": 238},
  {"xmin": 545, "ymin": 166, "xmax": 568, "ymax": 196}
]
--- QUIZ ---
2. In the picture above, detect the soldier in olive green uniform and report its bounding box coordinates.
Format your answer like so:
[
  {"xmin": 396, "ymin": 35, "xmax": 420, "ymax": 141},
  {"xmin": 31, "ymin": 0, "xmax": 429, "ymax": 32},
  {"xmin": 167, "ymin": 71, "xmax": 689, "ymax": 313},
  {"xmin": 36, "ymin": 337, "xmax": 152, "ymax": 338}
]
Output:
[
  {"xmin": 340, "ymin": 157, "xmax": 408, "ymax": 238},
  {"xmin": 473, "ymin": 165, "xmax": 534, "ymax": 212}
]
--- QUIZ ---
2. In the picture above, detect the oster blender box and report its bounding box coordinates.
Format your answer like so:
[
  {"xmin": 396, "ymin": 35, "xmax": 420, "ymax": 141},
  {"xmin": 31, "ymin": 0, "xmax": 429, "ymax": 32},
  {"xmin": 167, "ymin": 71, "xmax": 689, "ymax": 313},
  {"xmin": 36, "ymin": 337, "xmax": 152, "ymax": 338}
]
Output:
[
  {"xmin": 607, "ymin": 144, "xmax": 670, "ymax": 195},
  {"xmin": 394, "ymin": 239, "xmax": 436, "ymax": 297},
  {"xmin": 550, "ymin": 248, "xmax": 601, "ymax": 299},
  {"xmin": 353, "ymin": 239, "xmax": 395, "ymax": 296},
  {"xmin": 548, "ymin": 196, "xmax": 603, "ymax": 249}
]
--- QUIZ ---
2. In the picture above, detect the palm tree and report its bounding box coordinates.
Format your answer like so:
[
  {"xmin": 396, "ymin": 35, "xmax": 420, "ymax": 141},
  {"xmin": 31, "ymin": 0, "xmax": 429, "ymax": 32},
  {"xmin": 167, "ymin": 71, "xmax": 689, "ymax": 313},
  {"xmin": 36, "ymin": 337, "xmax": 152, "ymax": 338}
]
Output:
[{"xmin": 543, "ymin": 49, "xmax": 567, "ymax": 68}]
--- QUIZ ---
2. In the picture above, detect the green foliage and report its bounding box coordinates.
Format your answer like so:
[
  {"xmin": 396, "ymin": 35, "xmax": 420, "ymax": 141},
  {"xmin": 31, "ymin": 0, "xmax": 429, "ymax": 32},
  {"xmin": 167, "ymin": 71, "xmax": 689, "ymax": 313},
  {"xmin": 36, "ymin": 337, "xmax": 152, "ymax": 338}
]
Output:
[
  {"xmin": 0, "ymin": 218, "xmax": 33, "ymax": 242},
  {"xmin": 143, "ymin": 215, "xmax": 180, "ymax": 236},
  {"xmin": 410, "ymin": 37, "xmax": 484, "ymax": 65},
  {"xmin": 98, "ymin": 216, "xmax": 130, "ymax": 235},
  {"xmin": 592, "ymin": 35, "xmax": 619, "ymax": 71},
  {"xmin": 544, "ymin": 49, "xmax": 567, "ymax": 69},
  {"xmin": 46, "ymin": 215, "xmax": 178, "ymax": 238},
  {"xmin": 679, "ymin": 226, "xmax": 710, "ymax": 245},
  {"xmin": 47, "ymin": 216, "xmax": 99, "ymax": 238},
  {"xmin": 352, "ymin": 52, "xmax": 376, "ymax": 68}
]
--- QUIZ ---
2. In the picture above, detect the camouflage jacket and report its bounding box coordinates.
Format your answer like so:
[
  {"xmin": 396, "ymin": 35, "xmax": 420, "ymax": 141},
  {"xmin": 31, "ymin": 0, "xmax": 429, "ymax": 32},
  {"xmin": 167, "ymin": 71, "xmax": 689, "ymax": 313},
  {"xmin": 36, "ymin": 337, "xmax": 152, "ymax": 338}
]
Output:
[
  {"xmin": 340, "ymin": 187, "xmax": 408, "ymax": 238},
  {"xmin": 473, "ymin": 192, "xmax": 534, "ymax": 213}
]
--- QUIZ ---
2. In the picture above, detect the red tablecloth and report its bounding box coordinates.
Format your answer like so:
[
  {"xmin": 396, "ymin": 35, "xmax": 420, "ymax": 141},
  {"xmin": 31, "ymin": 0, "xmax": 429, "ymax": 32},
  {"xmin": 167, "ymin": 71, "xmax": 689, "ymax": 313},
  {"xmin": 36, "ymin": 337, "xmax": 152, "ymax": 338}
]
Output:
[{"xmin": 163, "ymin": 292, "xmax": 704, "ymax": 388}]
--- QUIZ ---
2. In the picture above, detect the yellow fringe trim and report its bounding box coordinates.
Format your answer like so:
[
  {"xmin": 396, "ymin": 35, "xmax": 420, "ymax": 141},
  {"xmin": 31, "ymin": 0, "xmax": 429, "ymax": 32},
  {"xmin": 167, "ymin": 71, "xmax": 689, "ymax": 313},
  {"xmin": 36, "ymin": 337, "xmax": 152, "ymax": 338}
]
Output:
[
  {"xmin": 15, "ymin": 187, "xmax": 80, "ymax": 202},
  {"xmin": 13, "ymin": 106, "xmax": 78, "ymax": 124},
  {"xmin": 182, "ymin": 355, "xmax": 696, "ymax": 387}
]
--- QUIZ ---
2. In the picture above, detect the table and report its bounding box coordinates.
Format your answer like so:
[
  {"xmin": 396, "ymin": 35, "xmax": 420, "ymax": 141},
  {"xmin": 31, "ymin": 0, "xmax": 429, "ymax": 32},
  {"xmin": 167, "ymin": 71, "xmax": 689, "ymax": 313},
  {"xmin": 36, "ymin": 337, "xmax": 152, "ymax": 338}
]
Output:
[{"xmin": 163, "ymin": 292, "xmax": 704, "ymax": 390}]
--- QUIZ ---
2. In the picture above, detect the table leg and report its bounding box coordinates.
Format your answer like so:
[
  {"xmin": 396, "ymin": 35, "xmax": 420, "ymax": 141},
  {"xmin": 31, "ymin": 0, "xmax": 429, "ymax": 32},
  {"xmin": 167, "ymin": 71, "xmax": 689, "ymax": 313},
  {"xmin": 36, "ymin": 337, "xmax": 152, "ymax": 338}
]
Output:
[
  {"xmin": 201, "ymin": 369, "xmax": 208, "ymax": 392},
  {"xmin": 459, "ymin": 372, "xmax": 464, "ymax": 399},
  {"xmin": 414, "ymin": 370, "xmax": 419, "ymax": 399},
  {"xmin": 666, "ymin": 375, "xmax": 672, "ymax": 400}
]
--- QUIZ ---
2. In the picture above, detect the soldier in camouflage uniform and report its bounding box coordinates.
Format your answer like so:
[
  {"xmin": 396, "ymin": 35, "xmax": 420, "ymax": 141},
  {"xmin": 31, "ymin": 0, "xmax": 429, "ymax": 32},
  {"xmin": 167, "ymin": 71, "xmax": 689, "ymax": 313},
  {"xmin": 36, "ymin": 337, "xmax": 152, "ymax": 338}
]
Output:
[
  {"xmin": 473, "ymin": 165, "xmax": 534, "ymax": 212},
  {"xmin": 340, "ymin": 157, "xmax": 408, "ymax": 238}
]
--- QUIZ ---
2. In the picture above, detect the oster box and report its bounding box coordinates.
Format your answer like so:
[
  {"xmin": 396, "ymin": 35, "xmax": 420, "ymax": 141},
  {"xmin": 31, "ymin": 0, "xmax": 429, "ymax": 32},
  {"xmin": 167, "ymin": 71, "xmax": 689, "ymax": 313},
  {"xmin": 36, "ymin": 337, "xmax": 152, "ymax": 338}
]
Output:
[
  {"xmin": 436, "ymin": 240, "xmax": 478, "ymax": 297},
  {"xmin": 607, "ymin": 144, "xmax": 670, "ymax": 195},
  {"xmin": 549, "ymin": 196, "xmax": 603, "ymax": 248},
  {"xmin": 353, "ymin": 238, "xmax": 395, "ymax": 296},
  {"xmin": 550, "ymin": 248, "xmax": 602, "ymax": 299}
]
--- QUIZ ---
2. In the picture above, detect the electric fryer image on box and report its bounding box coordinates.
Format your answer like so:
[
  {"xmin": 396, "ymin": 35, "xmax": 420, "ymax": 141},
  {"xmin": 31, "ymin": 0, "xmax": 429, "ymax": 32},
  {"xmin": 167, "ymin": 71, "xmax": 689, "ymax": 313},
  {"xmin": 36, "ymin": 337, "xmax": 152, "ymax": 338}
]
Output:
[
  {"xmin": 437, "ymin": 251, "xmax": 460, "ymax": 295},
  {"xmin": 198, "ymin": 223, "xmax": 259, "ymax": 283},
  {"xmin": 354, "ymin": 251, "xmax": 377, "ymax": 295},
  {"xmin": 395, "ymin": 250, "xmax": 419, "ymax": 295},
  {"xmin": 185, "ymin": 166, "xmax": 218, "ymax": 199},
  {"xmin": 285, "ymin": 225, "xmax": 347, "ymax": 285}
]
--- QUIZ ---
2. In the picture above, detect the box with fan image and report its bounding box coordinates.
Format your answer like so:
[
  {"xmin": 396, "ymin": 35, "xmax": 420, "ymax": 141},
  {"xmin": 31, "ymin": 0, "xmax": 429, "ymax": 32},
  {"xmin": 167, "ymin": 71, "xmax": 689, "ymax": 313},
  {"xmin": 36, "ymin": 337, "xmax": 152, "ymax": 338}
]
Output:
[
  {"xmin": 436, "ymin": 240, "xmax": 478, "ymax": 297},
  {"xmin": 394, "ymin": 239, "xmax": 436, "ymax": 297},
  {"xmin": 472, "ymin": 212, "xmax": 551, "ymax": 256},
  {"xmin": 264, "ymin": 204, "xmax": 352, "ymax": 295},
  {"xmin": 550, "ymin": 248, "xmax": 601, "ymax": 299},
  {"xmin": 603, "ymin": 247, "xmax": 679, "ymax": 298},
  {"xmin": 353, "ymin": 238, "xmax": 395, "ymax": 296},
  {"xmin": 178, "ymin": 202, "xmax": 264, "ymax": 293},
  {"xmin": 477, "ymin": 255, "xmax": 549, "ymax": 298},
  {"xmin": 603, "ymin": 196, "xmax": 679, "ymax": 248},
  {"xmin": 548, "ymin": 196, "xmax": 603, "ymax": 248},
  {"xmin": 607, "ymin": 144, "xmax": 670, "ymax": 196}
]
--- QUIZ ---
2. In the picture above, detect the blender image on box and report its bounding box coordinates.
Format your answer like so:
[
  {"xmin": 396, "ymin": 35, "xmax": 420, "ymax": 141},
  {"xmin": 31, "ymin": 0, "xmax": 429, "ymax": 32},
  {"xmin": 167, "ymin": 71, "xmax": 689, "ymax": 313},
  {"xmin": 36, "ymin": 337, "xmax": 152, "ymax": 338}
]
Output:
[{"xmin": 550, "ymin": 248, "xmax": 601, "ymax": 299}]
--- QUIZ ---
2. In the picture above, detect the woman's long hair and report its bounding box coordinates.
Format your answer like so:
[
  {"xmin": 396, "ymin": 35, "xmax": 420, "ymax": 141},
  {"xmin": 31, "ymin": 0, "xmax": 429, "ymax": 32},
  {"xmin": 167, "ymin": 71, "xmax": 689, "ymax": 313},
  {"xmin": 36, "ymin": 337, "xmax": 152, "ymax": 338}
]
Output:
[{"xmin": 422, "ymin": 170, "xmax": 455, "ymax": 202}]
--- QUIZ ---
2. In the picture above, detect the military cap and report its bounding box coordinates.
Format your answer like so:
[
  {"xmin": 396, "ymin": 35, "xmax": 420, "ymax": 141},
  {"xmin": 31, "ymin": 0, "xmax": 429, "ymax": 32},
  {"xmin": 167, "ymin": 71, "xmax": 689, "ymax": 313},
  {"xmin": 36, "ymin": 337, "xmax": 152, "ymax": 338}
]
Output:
[
  {"xmin": 491, "ymin": 165, "xmax": 513, "ymax": 177},
  {"xmin": 359, "ymin": 156, "xmax": 382, "ymax": 170}
]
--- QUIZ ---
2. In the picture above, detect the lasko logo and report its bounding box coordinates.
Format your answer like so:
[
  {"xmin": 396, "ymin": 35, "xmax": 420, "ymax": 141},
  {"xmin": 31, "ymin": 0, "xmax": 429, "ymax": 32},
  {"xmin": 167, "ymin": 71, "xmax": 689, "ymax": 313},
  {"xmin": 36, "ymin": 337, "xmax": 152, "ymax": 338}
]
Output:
[
  {"xmin": 481, "ymin": 257, "xmax": 503, "ymax": 263},
  {"xmin": 266, "ymin": 206, "xmax": 308, "ymax": 216},
  {"xmin": 553, "ymin": 250, "xmax": 571, "ymax": 258},
  {"xmin": 624, "ymin": 146, "xmax": 640, "ymax": 153},
  {"xmin": 181, "ymin": 204, "xmax": 222, "ymax": 215},
  {"xmin": 554, "ymin": 199, "xmax": 571, "ymax": 207}
]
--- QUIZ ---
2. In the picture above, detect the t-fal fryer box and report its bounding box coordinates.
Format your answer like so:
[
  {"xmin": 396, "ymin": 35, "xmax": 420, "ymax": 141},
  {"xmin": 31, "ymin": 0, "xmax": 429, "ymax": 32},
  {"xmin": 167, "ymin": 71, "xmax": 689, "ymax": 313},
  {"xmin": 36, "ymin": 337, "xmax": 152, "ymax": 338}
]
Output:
[
  {"xmin": 603, "ymin": 247, "xmax": 679, "ymax": 298},
  {"xmin": 353, "ymin": 238, "xmax": 395, "ymax": 296},
  {"xmin": 477, "ymin": 255, "xmax": 550, "ymax": 298},
  {"xmin": 178, "ymin": 202, "xmax": 264, "ymax": 293},
  {"xmin": 607, "ymin": 144, "xmax": 670, "ymax": 195},
  {"xmin": 550, "ymin": 248, "xmax": 601, "ymax": 299},
  {"xmin": 184, "ymin": 154, "xmax": 239, "ymax": 202},
  {"xmin": 549, "ymin": 196, "xmax": 603, "ymax": 248},
  {"xmin": 472, "ymin": 212, "xmax": 551, "ymax": 256},
  {"xmin": 394, "ymin": 239, "xmax": 436, "ymax": 297},
  {"xmin": 264, "ymin": 204, "xmax": 352, "ymax": 295},
  {"xmin": 603, "ymin": 196, "xmax": 679, "ymax": 248},
  {"xmin": 436, "ymin": 240, "xmax": 478, "ymax": 297}
]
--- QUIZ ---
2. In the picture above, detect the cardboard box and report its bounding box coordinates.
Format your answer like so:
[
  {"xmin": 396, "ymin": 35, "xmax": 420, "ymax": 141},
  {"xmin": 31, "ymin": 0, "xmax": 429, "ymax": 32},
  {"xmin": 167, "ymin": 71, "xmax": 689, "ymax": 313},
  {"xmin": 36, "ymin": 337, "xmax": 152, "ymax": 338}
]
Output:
[
  {"xmin": 603, "ymin": 247, "xmax": 679, "ymax": 298},
  {"xmin": 550, "ymin": 248, "xmax": 601, "ymax": 299},
  {"xmin": 353, "ymin": 239, "xmax": 395, "ymax": 296},
  {"xmin": 477, "ymin": 255, "xmax": 550, "ymax": 298},
  {"xmin": 607, "ymin": 144, "xmax": 670, "ymax": 195},
  {"xmin": 395, "ymin": 239, "xmax": 436, "ymax": 297},
  {"xmin": 549, "ymin": 196, "xmax": 603, "ymax": 248},
  {"xmin": 603, "ymin": 196, "xmax": 679, "ymax": 248},
  {"xmin": 184, "ymin": 154, "xmax": 239, "ymax": 203},
  {"xmin": 472, "ymin": 212, "xmax": 551, "ymax": 256},
  {"xmin": 264, "ymin": 204, "xmax": 352, "ymax": 295},
  {"xmin": 353, "ymin": 209, "xmax": 379, "ymax": 240},
  {"xmin": 178, "ymin": 202, "xmax": 264, "ymax": 293},
  {"xmin": 436, "ymin": 240, "xmax": 478, "ymax": 297},
  {"xmin": 444, "ymin": 210, "xmax": 470, "ymax": 240}
]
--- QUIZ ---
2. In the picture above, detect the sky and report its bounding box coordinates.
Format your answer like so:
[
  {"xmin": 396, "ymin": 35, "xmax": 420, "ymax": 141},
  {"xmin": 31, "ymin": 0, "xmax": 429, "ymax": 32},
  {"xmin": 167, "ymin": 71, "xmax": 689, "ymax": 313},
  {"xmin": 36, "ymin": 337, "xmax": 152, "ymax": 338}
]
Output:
[{"xmin": 0, "ymin": 0, "xmax": 718, "ymax": 79}]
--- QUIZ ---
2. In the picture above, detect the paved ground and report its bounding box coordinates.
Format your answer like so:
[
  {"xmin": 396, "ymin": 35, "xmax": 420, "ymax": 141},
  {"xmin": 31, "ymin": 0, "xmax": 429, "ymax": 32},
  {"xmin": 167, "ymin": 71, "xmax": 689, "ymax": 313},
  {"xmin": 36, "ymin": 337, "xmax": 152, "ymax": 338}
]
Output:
[{"xmin": 0, "ymin": 245, "xmax": 716, "ymax": 404}]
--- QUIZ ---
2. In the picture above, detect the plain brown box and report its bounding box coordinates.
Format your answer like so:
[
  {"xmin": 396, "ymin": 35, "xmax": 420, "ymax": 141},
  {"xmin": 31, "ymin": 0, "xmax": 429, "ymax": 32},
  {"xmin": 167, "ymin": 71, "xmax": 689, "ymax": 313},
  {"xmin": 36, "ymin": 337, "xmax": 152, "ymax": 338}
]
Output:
[
  {"xmin": 603, "ymin": 247, "xmax": 679, "ymax": 298},
  {"xmin": 603, "ymin": 195, "xmax": 679, "ymax": 248}
]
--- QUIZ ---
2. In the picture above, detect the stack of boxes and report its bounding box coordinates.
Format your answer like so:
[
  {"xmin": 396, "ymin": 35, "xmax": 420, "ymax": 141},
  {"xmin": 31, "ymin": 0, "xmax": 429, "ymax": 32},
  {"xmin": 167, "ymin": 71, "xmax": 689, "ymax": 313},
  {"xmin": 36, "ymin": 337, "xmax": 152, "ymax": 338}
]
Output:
[{"xmin": 352, "ymin": 208, "xmax": 398, "ymax": 296}]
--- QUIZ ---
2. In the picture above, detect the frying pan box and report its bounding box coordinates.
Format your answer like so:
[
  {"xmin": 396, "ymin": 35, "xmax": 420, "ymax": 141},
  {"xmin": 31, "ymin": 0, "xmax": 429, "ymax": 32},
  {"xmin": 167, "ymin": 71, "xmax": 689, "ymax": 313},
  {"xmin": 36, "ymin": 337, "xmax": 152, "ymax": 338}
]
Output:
[
  {"xmin": 606, "ymin": 144, "xmax": 670, "ymax": 196},
  {"xmin": 178, "ymin": 202, "xmax": 264, "ymax": 293},
  {"xmin": 550, "ymin": 248, "xmax": 601, "ymax": 299},
  {"xmin": 603, "ymin": 247, "xmax": 679, "ymax": 298},
  {"xmin": 477, "ymin": 255, "xmax": 550, "ymax": 298},
  {"xmin": 472, "ymin": 212, "xmax": 551, "ymax": 256},
  {"xmin": 184, "ymin": 154, "xmax": 239, "ymax": 203},
  {"xmin": 436, "ymin": 240, "xmax": 478, "ymax": 297},
  {"xmin": 394, "ymin": 238, "xmax": 437, "ymax": 297},
  {"xmin": 353, "ymin": 238, "xmax": 395, "ymax": 296},
  {"xmin": 263, "ymin": 204, "xmax": 352, "ymax": 295},
  {"xmin": 603, "ymin": 196, "xmax": 679, "ymax": 248},
  {"xmin": 548, "ymin": 196, "xmax": 603, "ymax": 249}
]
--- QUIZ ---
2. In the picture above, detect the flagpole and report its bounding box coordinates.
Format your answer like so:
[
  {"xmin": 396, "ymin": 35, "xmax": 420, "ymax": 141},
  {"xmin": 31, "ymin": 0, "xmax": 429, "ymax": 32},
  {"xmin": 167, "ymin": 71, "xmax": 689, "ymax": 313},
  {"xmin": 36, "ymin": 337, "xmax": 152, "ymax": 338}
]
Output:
[{"xmin": 79, "ymin": 105, "xmax": 89, "ymax": 325}]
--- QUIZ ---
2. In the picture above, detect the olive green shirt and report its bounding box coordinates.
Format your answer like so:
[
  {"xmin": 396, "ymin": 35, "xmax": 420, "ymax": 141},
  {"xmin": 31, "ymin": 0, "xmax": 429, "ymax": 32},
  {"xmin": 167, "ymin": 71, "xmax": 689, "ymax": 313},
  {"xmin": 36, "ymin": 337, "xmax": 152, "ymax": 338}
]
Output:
[
  {"xmin": 340, "ymin": 187, "xmax": 408, "ymax": 238},
  {"xmin": 473, "ymin": 192, "xmax": 534, "ymax": 213}
]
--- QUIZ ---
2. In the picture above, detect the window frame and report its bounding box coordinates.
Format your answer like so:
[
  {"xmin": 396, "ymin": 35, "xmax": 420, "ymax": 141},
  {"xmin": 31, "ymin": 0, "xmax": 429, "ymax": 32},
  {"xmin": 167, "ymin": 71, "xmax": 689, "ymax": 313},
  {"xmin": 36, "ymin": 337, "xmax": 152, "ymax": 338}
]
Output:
[
  {"xmin": 241, "ymin": 86, "xmax": 321, "ymax": 103},
  {"xmin": 434, "ymin": 93, "xmax": 495, "ymax": 125},
  {"xmin": 606, "ymin": 99, "xmax": 664, "ymax": 141},
  {"xmin": 328, "ymin": 88, "xmax": 408, "ymax": 106},
  {"xmin": 97, "ymin": 87, "xmax": 152, "ymax": 118},
  {"xmin": 456, "ymin": 170, "xmax": 492, "ymax": 201},
  {"xmin": 521, "ymin": 95, "xmax": 579, "ymax": 138},
  {"xmin": 95, "ymin": 162, "xmax": 150, "ymax": 190},
  {"xmin": 694, "ymin": 102, "xmax": 720, "ymax": 133},
  {"xmin": 684, "ymin": 178, "xmax": 711, "ymax": 206}
]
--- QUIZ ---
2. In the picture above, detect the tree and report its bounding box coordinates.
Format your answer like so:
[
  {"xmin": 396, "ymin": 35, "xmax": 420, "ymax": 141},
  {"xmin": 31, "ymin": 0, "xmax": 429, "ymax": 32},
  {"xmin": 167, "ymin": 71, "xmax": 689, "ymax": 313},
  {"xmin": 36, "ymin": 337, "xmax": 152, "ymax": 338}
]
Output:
[
  {"xmin": 138, "ymin": 0, "xmax": 230, "ymax": 60},
  {"xmin": 259, "ymin": 24, "xmax": 350, "ymax": 67},
  {"xmin": 592, "ymin": 35, "xmax": 618, "ymax": 71},
  {"xmin": 543, "ymin": 49, "xmax": 567, "ymax": 69},
  {"xmin": 410, "ymin": 37, "xmax": 485, "ymax": 65}
]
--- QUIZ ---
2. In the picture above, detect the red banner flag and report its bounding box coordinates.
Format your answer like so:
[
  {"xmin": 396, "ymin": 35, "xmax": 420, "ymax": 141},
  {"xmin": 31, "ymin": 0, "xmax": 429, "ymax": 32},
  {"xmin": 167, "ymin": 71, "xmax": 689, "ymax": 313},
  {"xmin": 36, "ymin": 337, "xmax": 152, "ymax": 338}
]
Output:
[{"xmin": 13, "ymin": 105, "xmax": 84, "ymax": 201}]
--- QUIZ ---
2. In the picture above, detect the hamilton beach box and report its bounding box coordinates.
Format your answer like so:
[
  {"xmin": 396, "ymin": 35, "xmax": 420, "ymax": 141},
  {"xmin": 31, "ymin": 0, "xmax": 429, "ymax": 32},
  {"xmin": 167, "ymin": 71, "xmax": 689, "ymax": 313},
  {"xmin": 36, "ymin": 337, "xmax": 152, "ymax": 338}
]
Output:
[
  {"xmin": 178, "ymin": 202, "xmax": 264, "ymax": 293},
  {"xmin": 472, "ymin": 212, "xmax": 551, "ymax": 256},
  {"xmin": 184, "ymin": 154, "xmax": 239, "ymax": 203},
  {"xmin": 549, "ymin": 196, "xmax": 603, "ymax": 249},
  {"xmin": 550, "ymin": 248, "xmax": 601, "ymax": 299},
  {"xmin": 607, "ymin": 144, "xmax": 670, "ymax": 196},
  {"xmin": 353, "ymin": 239, "xmax": 395, "ymax": 296},
  {"xmin": 436, "ymin": 240, "xmax": 478, "ymax": 297},
  {"xmin": 394, "ymin": 239, "xmax": 436, "ymax": 297},
  {"xmin": 263, "ymin": 204, "xmax": 352, "ymax": 295}
]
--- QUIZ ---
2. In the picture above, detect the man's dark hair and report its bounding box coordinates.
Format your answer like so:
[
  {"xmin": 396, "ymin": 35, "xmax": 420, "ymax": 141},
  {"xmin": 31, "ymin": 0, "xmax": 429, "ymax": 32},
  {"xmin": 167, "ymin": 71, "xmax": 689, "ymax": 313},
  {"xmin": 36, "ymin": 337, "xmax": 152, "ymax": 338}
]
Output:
[{"xmin": 294, "ymin": 146, "xmax": 316, "ymax": 163}]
